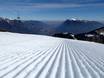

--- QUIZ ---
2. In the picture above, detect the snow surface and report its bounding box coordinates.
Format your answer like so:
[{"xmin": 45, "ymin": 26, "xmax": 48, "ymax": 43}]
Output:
[{"xmin": 0, "ymin": 32, "xmax": 104, "ymax": 78}]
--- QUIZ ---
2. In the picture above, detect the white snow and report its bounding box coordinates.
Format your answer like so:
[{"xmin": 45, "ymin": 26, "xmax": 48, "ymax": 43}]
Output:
[
  {"xmin": 71, "ymin": 18, "xmax": 77, "ymax": 21},
  {"xmin": 0, "ymin": 32, "xmax": 104, "ymax": 78}
]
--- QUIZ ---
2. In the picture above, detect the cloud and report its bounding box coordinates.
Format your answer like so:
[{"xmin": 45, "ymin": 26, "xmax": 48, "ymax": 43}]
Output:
[
  {"xmin": 30, "ymin": 3, "xmax": 81, "ymax": 8},
  {"xmin": 35, "ymin": 3, "xmax": 104, "ymax": 8},
  {"xmin": 0, "ymin": 2, "xmax": 104, "ymax": 10}
]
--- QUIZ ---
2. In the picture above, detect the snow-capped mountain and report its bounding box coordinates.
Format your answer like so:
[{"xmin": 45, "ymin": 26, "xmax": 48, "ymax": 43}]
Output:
[
  {"xmin": 0, "ymin": 32, "xmax": 104, "ymax": 78},
  {"xmin": 56, "ymin": 19, "xmax": 104, "ymax": 34},
  {"xmin": 0, "ymin": 18, "xmax": 104, "ymax": 35}
]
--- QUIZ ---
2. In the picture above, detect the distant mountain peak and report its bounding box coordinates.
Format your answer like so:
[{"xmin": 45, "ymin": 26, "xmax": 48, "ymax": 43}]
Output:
[
  {"xmin": 56, "ymin": 19, "xmax": 104, "ymax": 34},
  {"xmin": 70, "ymin": 18, "xmax": 77, "ymax": 21},
  {"xmin": 63, "ymin": 19, "xmax": 91, "ymax": 25},
  {"xmin": 63, "ymin": 19, "xmax": 82, "ymax": 25}
]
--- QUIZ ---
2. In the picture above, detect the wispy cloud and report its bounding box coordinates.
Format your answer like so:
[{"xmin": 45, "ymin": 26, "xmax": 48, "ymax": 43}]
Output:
[
  {"xmin": 0, "ymin": 2, "xmax": 104, "ymax": 10},
  {"xmin": 30, "ymin": 3, "xmax": 81, "ymax": 8},
  {"xmin": 34, "ymin": 3, "xmax": 104, "ymax": 8}
]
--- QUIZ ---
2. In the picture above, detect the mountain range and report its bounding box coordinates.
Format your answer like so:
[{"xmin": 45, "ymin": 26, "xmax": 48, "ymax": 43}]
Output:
[
  {"xmin": 56, "ymin": 20, "xmax": 104, "ymax": 34},
  {"xmin": 0, "ymin": 18, "xmax": 104, "ymax": 35}
]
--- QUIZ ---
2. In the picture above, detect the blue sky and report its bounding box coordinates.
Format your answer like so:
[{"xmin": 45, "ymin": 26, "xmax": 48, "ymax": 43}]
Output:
[{"xmin": 0, "ymin": 0, "xmax": 104, "ymax": 21}]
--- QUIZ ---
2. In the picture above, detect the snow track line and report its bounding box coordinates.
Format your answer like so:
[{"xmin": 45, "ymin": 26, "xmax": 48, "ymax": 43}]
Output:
[
  {"xmin": 45, "ymin": 42, "xmax": 63, "ymax": 78},
  {"xmin": 24, "ymin": 41, "xmax": 63, "ymax": 78},
  {"xmin": 0, "ymin": 32, "xmax": 104, "ymax": 78},
  {"xmin": 67, "ymin": 42, "xmax": 84, "ymax": 78},
  {"xmin": 70, "ymin": 42, "xmax": 103, "ymax": 78},
  {"xmin": 1, "ymin": 49, "xmax": 52, "ymax": 78},
  {"xmin": 67, "ymin": 42, "xmax": 93, "ymax": 78},
  {"xmin": 35, "ymin": 41, "xmax": 63, "ymax": 78},
  {"xmin": 13, "ymin": 41, "xmax": 63, "ymax": 78},
  {"xmin": 0, "ymin": 50, "xmax": 41, "ymax": 70},
  {"xmin": 0, "ymin": 49, "xmax": 51, "ymax": 78},
  {"xmin": 81, "ymin": 46, "xmax": 104, "ymax": 72},
  {"xmin": 64, "ymin": 41, "xmax": 74, "ymax": 78},
  {"xmin": 0, "ymin": 50, "xmax": 40, "ymax": 70},
  {"xmin": 79, "ymin": 49, "xmax": 104, "ymax": 78}
]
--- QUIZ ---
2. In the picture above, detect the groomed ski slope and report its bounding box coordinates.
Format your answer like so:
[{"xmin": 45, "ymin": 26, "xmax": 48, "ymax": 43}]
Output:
[{"xmin": 0, "ymin": 32, "xmax": 104, "ymax": 78}]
